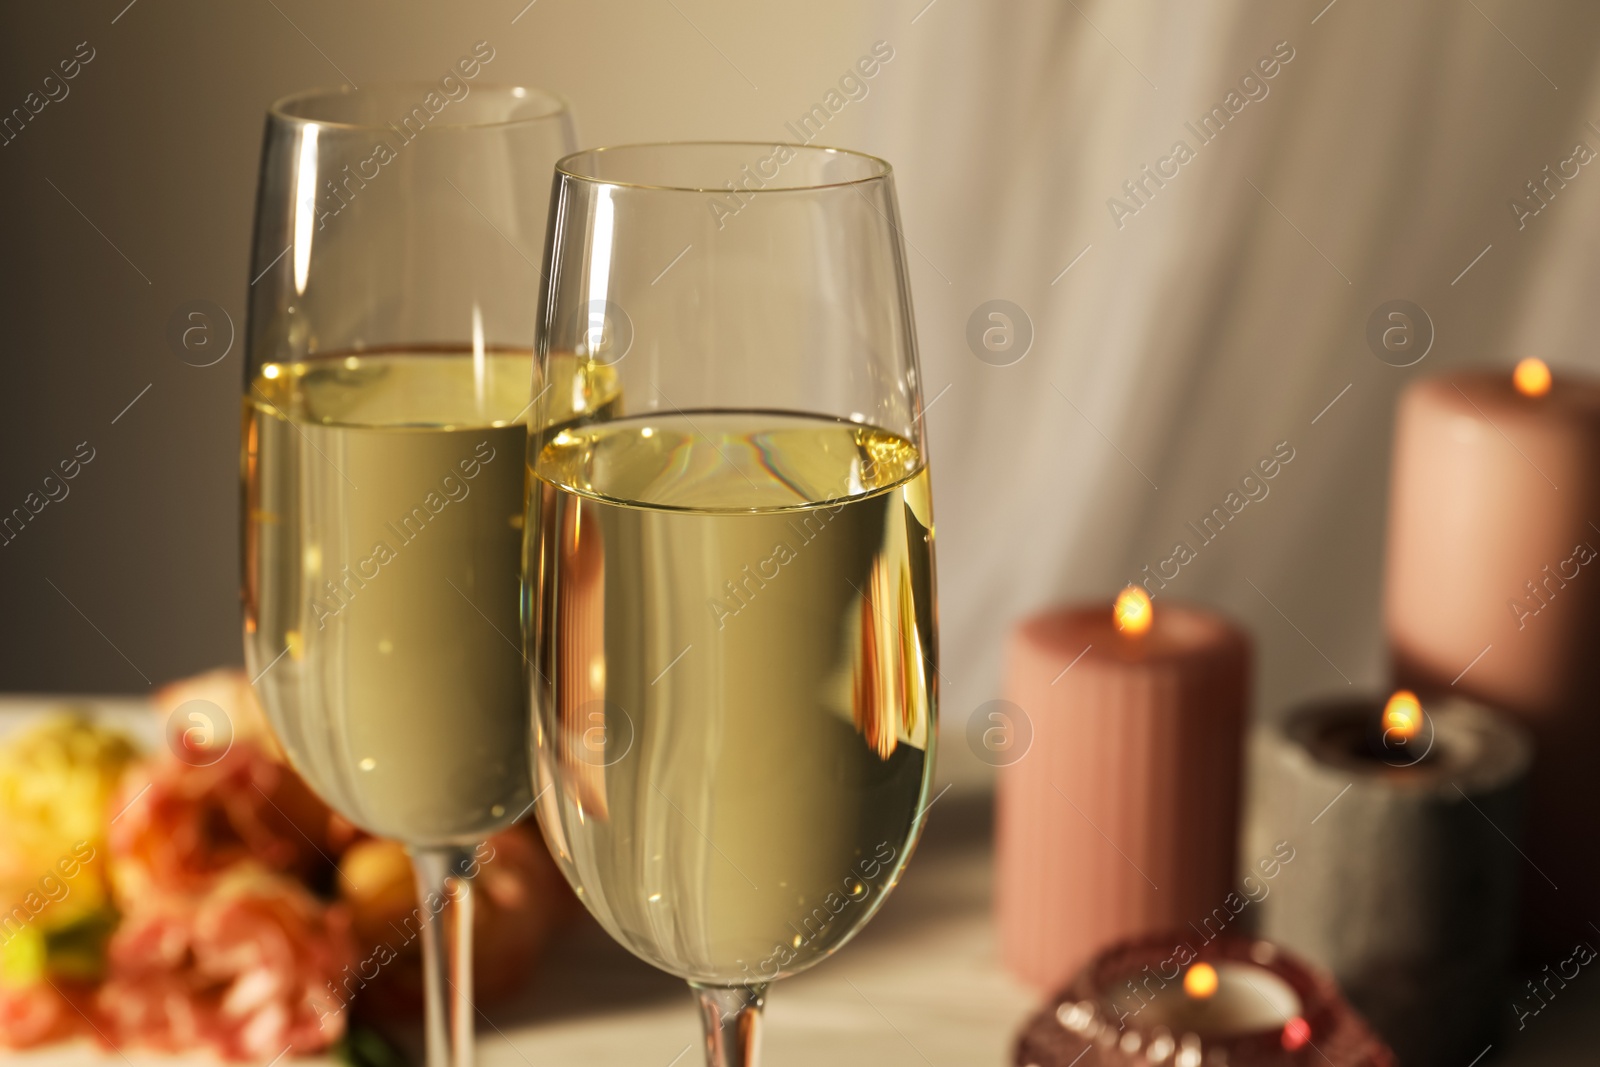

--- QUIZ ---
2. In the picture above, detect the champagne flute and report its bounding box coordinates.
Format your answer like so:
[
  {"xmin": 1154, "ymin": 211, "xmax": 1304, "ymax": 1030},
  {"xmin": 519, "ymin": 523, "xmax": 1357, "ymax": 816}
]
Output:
[
  {"xmin": 240, "ymin": 84, "xmax": 602, "ymax": 1067},
  {"xmin": 526, "ymin": 143, "xmax": 939, "ymax": 1065}
]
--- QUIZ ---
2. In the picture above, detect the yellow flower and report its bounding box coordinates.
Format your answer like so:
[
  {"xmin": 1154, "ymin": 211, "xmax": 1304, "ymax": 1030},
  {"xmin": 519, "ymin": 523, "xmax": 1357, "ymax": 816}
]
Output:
[{"xmin": 0, "ymin": 715, "xmax": 135, "ymax": 934}]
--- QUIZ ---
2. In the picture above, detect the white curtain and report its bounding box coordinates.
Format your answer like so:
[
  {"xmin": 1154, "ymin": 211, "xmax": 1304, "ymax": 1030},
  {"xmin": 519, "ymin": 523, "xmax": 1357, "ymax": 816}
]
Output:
[{"xmin": 863, "ymin": 0, "xmax": 1600, "ymax": 780}]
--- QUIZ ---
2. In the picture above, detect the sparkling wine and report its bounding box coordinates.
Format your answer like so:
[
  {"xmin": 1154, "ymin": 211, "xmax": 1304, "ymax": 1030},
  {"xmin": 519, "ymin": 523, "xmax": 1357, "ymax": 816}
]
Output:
[
  {"xmin": 527, "ymin": 412, "xmax": 938, "ymax": 982},
  {"xmin": 244, "ymin": 350, "xmax": 616, "ymax": 844}
]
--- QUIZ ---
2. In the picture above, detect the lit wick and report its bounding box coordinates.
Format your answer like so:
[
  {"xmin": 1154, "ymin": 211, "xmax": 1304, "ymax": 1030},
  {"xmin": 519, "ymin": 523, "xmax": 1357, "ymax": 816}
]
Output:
[
  {"xmin": 1382, "ymin": 690, "xmax": 1422, "ymax": 741},
  {"xmin": 1183, "ymin": 962, "xmax": 1219, "ymax": 1000},
  {"xmin": 1514, "ymin": 357, "xmax": 1552, "ymax": 398},
  {"xmin": 1372, "ymin": 689, "xmax": 1430, "ymax": 764},
  {"xmin": 1114, "ymin": 586, "xmax": 1153, "ymax": 636}
]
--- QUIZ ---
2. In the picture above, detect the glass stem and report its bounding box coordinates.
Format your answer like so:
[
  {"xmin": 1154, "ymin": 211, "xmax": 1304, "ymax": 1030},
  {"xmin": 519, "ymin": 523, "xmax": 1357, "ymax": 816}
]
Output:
[
  {"xmin": 410, "ymin": 845, "xmax": 478, "ymax": 1067},
  {"xmin": 690, "ymin": 983, "xmax": 766, "ymax": 1067}
]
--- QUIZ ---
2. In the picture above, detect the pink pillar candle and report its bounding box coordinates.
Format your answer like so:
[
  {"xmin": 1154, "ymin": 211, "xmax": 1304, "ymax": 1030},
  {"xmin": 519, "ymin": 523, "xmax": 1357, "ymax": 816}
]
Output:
[
  {"xmin": 996, "ymin": 594, "xmax": 1251, "ymax": 992},
  {"xmin": 1384, "ymin": 363, "xmax": 1600, "ymax": 948}
]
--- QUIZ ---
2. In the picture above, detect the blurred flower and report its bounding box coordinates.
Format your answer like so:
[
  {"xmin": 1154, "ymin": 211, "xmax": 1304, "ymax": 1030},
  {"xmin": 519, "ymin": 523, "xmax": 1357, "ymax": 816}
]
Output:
[
  {"xmin": 0, "ymin": 671, "xmax": 578, "ymax": 1057},
  {"xmin": 0, "ymin": 977, "xmax": 92, "ymax": 1050},
  {"xmin": 335, "ymin": 826, "xmax": 574, "ymax": 1018},
  {"xmin": 0, "ymin": 912, "xmax": 116, "ymax": 1050},
  {"xmin": 337, "ymin": 837, "xmax": 416, "ymax": 955},
  {"xmin": 108, "ymin": 740, "xmax": 348, "ymax": 900},
  {"xmin": 0, "ymin": 715, "xmax": 135, "ymax": 921},
  {"xmin": 152, "ymin": 668, "xmax": 285, "ymax": 762},
  {"xmin": 98, "ymin": 867, "xmax": 354, "ymax": 1061},
  {"xmin": 0, "ymin": 714, "xmax": 131, "ymax": 1042}
]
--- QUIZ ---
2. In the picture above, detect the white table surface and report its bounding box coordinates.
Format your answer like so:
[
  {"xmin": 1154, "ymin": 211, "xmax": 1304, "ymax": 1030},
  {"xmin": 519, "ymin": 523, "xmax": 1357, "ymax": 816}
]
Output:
[{"xmin": 1, "ymin": 697, "xmax": 1591, "ymax": 1067}]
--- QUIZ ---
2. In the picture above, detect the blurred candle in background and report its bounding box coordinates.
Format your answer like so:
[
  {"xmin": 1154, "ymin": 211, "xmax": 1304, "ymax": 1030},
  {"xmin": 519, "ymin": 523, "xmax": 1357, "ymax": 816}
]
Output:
[
  {"xmin": 1250, "ymin": 691, "xmax": 1531, "ymax": 1067},
  {"xmin": 996, "ymin": 590, "xmax": 1250, "ymax": 992},
  {"xmin": 1384, "ymin": 360, "xmax": 1600, "ymax": 949}
]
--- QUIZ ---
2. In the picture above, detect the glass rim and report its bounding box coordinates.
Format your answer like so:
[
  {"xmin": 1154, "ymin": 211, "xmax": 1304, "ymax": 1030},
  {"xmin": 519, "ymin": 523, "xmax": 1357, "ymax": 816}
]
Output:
[
  {"xmin": 267, "ymin": 82, "xmax": 569, "ymax": 131},
  {"xmin": 555, "ymin": 141, "xmax": 894, "ymax": 193}
]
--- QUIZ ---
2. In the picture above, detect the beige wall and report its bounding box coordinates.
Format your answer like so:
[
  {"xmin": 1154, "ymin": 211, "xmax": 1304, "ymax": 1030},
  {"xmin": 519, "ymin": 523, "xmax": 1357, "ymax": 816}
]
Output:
[{"xmin": 0, "ymin": 0, "xmax": 882, "ymax": 691}]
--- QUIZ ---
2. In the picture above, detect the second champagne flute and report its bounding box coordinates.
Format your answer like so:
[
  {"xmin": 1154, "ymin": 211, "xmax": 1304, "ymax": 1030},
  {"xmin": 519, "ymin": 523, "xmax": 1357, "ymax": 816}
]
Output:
[{"xmin": 527, "ymin": 143, "xmax": 939, "ymax": 1065}]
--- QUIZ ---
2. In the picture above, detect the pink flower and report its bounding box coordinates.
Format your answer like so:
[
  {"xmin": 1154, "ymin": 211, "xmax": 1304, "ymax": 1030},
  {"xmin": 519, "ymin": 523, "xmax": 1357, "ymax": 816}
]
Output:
[
  {"xmin": 108, "ymin": 741, "xmax": 346, "ymax": 899},
  {"xmin": 98, "ymin": 868, "xmax": 354, "ymax": 1061},
  {"xmin": 0, "ymin": 980, "xmax": 89, "ymax": 1050}
]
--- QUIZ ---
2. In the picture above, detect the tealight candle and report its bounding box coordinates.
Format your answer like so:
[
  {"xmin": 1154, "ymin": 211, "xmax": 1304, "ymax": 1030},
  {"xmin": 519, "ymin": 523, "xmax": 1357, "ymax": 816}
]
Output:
[
  {"xmin": 1013, "ymin": 933, "xmax": 1394, "ymax": 1067},
  {"xmin": 997, "ymin": 590, "xmax": 1250, "ymax": 992},
  {"xmin": 1384, "ymin": 360, "xmax": 1600, "ymax": 948},
  {"xmin": 1127, "ymin": 961, "xmax": 1301, "ymax": 1037},
  {"xmin": 1249, "ymin": 691, "xmax": 1531, "ymax": 1067}
]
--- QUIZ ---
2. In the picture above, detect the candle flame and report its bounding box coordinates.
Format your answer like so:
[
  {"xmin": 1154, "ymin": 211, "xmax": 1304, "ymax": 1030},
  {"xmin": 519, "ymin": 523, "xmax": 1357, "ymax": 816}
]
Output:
[
  {"xmin": 1382, "ymin": 689, "xmax": 1423, "ymax": 742},
  {"xmin": 1514, "ymin": 357, "xmax": 1551, "ymax": 397},
  {"xmin": 1183, "ymin": 962, "xmax": 1219, "ymax": 1000},
  {"xmin": 1114, "ymin": 586, "xmax": 1153, "ymax": 636}
]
